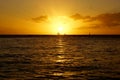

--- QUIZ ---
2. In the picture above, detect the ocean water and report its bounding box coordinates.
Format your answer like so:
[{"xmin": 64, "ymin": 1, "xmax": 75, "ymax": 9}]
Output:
[{"xmin": 0, "ymin": 35, "xmax": 120, "ymax": 80}]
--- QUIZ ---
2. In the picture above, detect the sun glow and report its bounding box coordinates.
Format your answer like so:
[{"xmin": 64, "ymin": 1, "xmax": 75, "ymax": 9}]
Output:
[
  {"xmin": 50, "ymin": 16, "xmax": 74, "ymax": 35},
  {"xmin": 58, "ymin": 26, "xmax": 63, "ymax": 33},
  {"xmin": 56, "ymin": 22, "xmax": 66, "ymax": 35}
]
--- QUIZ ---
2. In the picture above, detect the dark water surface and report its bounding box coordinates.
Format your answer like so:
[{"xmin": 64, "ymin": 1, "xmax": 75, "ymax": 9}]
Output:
[{"xmin": 0, "ymin": 35, "xmax": 120, "ymax": 80}]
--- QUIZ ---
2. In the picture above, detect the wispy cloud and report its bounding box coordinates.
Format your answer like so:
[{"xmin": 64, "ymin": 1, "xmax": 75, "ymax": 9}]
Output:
[
  {"xmin": 70, "ymin": 12, "xmax": 120, "ymax": 29},
  {"xmin": 70, "ymin": 13, "xmax": 91, "ymax": 21},
  {"xmin": 32, "ymin": 15, "xmax": 48, "ymax": 23},
  {"xmin": 70, "ymin": 13, "xmax": 83, "ymax": 20},
  {"xmin": 90, "ymin": 12, "xmax": 120, "ymax": 27}
]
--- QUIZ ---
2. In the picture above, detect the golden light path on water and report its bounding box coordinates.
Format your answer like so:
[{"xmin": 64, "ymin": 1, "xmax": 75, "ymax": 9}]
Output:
[{"xmin": 51, "ymin": 36, "xmax": 77, "ymax": 77}]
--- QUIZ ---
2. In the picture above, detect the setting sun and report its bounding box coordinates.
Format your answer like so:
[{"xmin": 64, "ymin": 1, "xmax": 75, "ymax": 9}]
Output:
[
  {"xmin": 58, "ymin": 26, "xmax": 64, "ymax": 34},
  {"xmin": 50, "ymin": 16, "xmax": 74, "ymax": 35}
]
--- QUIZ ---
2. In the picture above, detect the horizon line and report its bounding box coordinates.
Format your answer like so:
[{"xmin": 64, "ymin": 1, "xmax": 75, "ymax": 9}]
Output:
[
  {"xmin": 0, "ymin": 33, "xmax": 120, "ymax": 35},
  {"xmin": 0, "ymin": 34, "xmax": 120, "ymax": 38}
]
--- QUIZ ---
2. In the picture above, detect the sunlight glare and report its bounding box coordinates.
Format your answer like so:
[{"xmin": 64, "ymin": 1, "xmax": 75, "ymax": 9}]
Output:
[
  {"xmin": 50, "ymin": 16, "xmax": 74, "ymax": 35},
  {"xmin": 58, "ymin": 26, "xmax": 63, "ymax": 33}
]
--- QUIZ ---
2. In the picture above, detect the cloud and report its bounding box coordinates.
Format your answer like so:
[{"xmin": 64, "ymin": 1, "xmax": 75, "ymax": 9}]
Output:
[
  {"xmin": 70, "ymin": 13, "xmax": 83, "ymax": 20},
  {"xmin": 85, "ymin": 12, "xmax": 120, "ymax": 27},
  {"xmin": 32, "ymin": 15, "xmax": 48, "ymax": 23},
  {"xmin": 96, "ymin": 13, "xmax": 120, "ymax": 27},
  {"xmin": 70, "ymin": 13, "xmax": 92, "ymax": 21},
  {"xmin": 71, "ymin": 12, "xmax": 120, "ymax": 28}
]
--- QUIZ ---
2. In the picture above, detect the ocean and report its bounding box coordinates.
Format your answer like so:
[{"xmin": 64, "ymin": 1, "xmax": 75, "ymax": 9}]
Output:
[{"xmin": 0, "ymin": 35, "xmax": 120, "ymax": 80}]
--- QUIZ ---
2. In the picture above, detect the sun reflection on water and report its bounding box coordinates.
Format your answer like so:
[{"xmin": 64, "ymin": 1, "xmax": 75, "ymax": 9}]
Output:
[
  {"xmin": 55, "ymin": 36, "xmax": 66, "ymax": 63},
  {"xmin": 51, "ymin": 36, "xmax": 77, "ymax": 78},
  {"xmin": 53, "ymin": 72, "xmax": 76, "ymax": 77}
]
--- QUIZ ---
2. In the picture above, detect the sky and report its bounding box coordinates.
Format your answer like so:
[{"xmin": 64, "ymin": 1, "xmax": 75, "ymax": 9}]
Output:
[{"xmin": 0, "ymin": 0, "xmax": 120, "ymax": 35}]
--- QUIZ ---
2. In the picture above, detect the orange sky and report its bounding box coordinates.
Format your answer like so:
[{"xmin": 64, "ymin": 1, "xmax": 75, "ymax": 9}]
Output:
[{"xmin": 0, "ymin": 0, "xmax": 120, "ymax": 35}]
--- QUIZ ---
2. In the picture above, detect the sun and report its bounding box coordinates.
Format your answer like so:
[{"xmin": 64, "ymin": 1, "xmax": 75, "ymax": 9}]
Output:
[
  {"xmin": 58, "ymin": 26, "xmax": 63, "ymax": 33},
  {"xmin": 57, "ymin": 22, "xmax": 65, "ymax": 35},
  {"xmin": 50, "ymin": 16, "xmax": 73, "ymax": 35}
]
